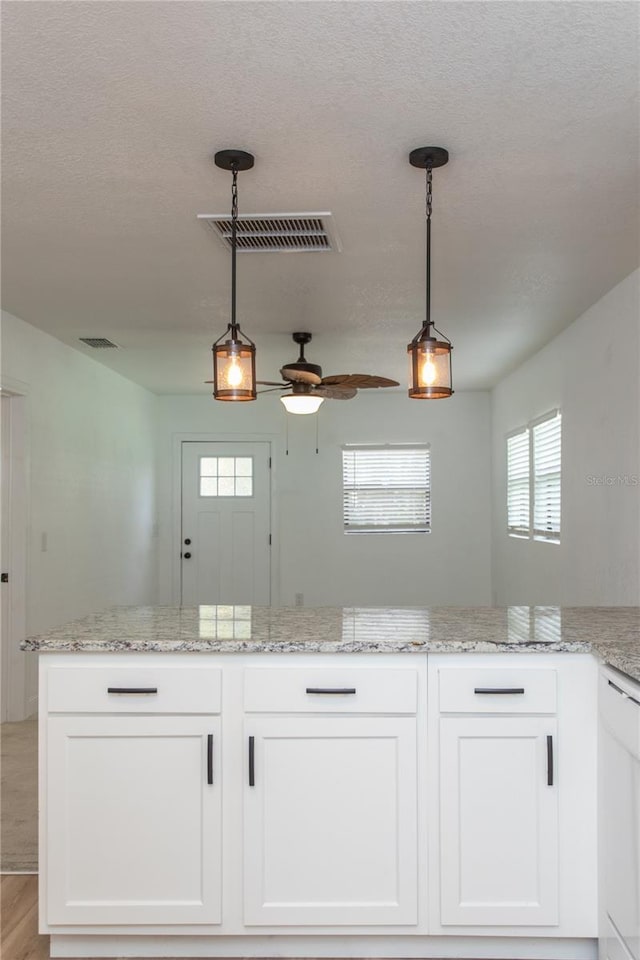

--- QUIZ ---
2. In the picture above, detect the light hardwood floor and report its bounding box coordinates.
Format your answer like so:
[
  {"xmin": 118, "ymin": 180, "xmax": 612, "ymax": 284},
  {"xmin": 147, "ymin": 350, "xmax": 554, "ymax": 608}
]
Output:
[
  {"xmin": 0, "ymin": 876, "xmax": 480, "ymax": 960},
  {"xmin": 1, "ymin": 718, "xmax": 38, "ymax": 872},
  {"xmin": 1, "ymin": 875, "xmax": 49, "ymax": 960}
]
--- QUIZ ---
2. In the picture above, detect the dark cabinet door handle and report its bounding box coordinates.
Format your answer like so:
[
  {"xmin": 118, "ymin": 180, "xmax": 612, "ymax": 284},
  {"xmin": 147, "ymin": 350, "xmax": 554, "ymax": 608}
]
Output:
[
  {"xmin": 107, "ymin": 687, "xmax": 158, "ymax": 695},
  {"xmin": 248, "ymin": 736, "xmax": 255, "ymax": 787},
  {"xmin": 305, "ymin": 687, "xmax": 357, "ymax": 695},
  {"xmin": 547, "ymin": 735, "xmax": 554, "ymax": 786},
  {"xmin": 207, "ymin": 734, "xmax": 214, "ymax": 785},
  {"xmin": 474, "ymin": 687, "xmax": 525, "ymax": 695}
]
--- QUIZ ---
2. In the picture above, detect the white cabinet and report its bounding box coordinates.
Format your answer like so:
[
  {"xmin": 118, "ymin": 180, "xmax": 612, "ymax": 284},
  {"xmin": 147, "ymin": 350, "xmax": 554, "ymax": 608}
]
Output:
[
  {"xmin": 439, "ymin": 715, "xmax": 558, "ymax": 925},
  {"xmin": 46, "ymin": 714, "xmax": 222, "ymax": 925},
  {"xmin": 429, "ymin": 653, "xmax": 597, "ymax": 937},
  {"xmin": 39, "ymin": 649, "xmax": 599, "ymax": 957},
  {"xmin": 243, "ymin": 714, "xmax": 418, "ymax": 926},
  {"xmin": 599, "ymin": 667, "xmax": 640, "ymax": 960}
]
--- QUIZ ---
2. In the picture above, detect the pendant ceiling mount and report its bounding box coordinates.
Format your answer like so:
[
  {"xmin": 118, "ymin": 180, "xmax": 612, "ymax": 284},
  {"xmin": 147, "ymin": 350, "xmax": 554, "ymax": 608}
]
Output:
[
  {"xmin": 408, "ymin": 146, "xmax": 449, "ymax": 170},
  {"xmin": 407, "ymin": 144, "xmax": 454, "ymax": 400},
  {"xmin": 214, "ymin": 149, "xmax": 255, "ymax": 172}
]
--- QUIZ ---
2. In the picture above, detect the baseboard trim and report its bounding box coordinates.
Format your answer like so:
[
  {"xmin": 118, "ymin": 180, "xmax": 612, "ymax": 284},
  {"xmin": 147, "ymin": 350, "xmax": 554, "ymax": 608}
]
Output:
[{"xmin": 50, "ymin": 934, "xmax": 598, "ymax": 959}]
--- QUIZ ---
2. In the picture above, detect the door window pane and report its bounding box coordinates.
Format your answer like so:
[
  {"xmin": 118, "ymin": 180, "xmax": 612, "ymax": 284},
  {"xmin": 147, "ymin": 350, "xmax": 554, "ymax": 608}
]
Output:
[{"xmin": 199, "ymin": 457, "xmax": 254, "ymax": 497}]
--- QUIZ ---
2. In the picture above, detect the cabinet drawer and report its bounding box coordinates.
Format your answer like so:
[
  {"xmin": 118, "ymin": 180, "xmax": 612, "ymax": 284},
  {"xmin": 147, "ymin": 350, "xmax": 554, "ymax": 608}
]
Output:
[
  {"xmin": 438, "ymin": 667, "xmax": 556, "ymax": 713},
  {"xmin": 47, "ymin": 666, "xmax": 221, "ymax": 714},
  {"xmin": 244, "ymin": 667, "xmax": 417, "ymax": 713},
  {"xmin": 600, "ymin": 670, "xmax": 640, "ymax": 755}
]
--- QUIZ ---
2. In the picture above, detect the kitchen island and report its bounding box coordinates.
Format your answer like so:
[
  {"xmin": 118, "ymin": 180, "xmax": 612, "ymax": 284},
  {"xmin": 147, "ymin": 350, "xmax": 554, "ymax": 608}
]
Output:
[{"xmin": 24, "ymin": 605, "xmax": 640, "ymax": 960}]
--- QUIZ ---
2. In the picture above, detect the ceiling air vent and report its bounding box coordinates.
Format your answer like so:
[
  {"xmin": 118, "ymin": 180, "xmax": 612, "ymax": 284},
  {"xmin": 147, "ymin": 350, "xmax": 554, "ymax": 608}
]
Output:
[
  {"xmin": 79, "ymin": 337, "xmax": 119, "ymax": 349},
  {"xmin": 197, "ymin": 212, "xmax": 341, "ymax": 253}
]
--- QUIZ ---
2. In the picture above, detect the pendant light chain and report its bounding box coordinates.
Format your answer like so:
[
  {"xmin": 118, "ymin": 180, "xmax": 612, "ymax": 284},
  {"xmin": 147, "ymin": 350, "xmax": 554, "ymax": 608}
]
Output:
[
  {"xmin": 407, "ymin": 144, "xmax": 453, "ymax": 399},
  {"xmin": 211, "ymin": 148, "xmax": 256, "ymax": 402},
  {"xmin": 230, "ymin": 164, "xmax": 239, "ymax": 334},
  {"xmin": 425, "ymin": 162, "xmax": 433, "ymax": 331}
]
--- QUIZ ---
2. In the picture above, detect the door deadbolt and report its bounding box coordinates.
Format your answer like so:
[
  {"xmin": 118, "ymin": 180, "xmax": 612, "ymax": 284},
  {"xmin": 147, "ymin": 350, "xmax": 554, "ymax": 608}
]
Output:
[{"xmin": 184, "ymin": 538, "xmax": 191, "ymax": 545}]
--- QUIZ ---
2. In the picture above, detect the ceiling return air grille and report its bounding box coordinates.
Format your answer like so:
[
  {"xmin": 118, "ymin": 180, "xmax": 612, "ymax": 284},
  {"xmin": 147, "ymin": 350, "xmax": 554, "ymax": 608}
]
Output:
[
  {"xmin": 197, "ymin": 212, "xmax": 341, "ymax": 253},
  {"xmin": 78, "ymin": 337, "xmax": 119, "ymax": 348}
]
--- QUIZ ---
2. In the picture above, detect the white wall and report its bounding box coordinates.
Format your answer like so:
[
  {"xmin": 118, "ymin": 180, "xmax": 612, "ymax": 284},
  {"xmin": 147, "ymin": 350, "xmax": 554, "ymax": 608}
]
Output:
[
  {"xmin": 157, "ymin": 390, "xmax": 493, "ymax": 607},
  {"xmin": 1, "ymin": 311, "xmax": 158, "ymax": 642},
  {"xmin": 492, "ymin": 269, "xmax": 640, "ymax": 605}
]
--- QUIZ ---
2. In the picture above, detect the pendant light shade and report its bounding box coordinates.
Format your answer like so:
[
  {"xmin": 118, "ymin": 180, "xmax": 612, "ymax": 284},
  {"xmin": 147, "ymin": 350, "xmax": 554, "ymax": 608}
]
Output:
[
  {"xmin": 407, "ymin": 146, "xmax": 454, "ymax": 399},
  {"xmin": 212, "ymin": 331, "xmax": 256, "ymax": 401},
  {"xmin": 407, "ymin": 333, "xmax": 453, "ymax": 399},
  {"xmin": 211, "ymin": 149, "xmax": 257, "ymax": 402}
]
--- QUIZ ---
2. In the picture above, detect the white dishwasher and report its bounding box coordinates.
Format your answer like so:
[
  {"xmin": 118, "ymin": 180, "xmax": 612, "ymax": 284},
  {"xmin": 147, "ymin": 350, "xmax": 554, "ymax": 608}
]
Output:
[{"xmin": 600, "ymin": 666, "xmax": 640, "ymax": 960}]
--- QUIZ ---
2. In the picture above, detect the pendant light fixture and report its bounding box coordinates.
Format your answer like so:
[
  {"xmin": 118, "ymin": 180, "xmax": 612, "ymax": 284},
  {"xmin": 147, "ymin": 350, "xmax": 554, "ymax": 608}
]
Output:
[
  {"xmin": 407, "ymin": 146, "xmax": 453, "ymax": 399},
  {"xmin": 211, "ymin": 149, "xmax": 256, "ymax": 401}
]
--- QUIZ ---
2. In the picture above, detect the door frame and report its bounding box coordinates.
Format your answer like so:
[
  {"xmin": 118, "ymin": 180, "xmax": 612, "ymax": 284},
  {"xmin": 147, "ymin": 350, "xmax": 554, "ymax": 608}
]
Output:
[
  {"xmin": 171, "ymin": 433, "xmax": 279, "ymax": 607},
  {"xmin": 0, "ymin": 376, "xmax": 31, "ymax": 720}
]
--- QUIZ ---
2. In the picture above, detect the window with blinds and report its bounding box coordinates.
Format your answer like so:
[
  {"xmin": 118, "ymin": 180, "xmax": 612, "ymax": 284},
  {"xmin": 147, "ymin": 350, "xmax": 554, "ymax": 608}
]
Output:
[
  {"xmin": 506, "ymin": 410, "xmax": 561, "ymax": 543},
  {"xmin": 342, "ymin": 445, "xmax": 431, "ymax": 534},
  {"xmin": 533, "ymin": 412, "xmax": 561, "ymax": 541},
  {"xmin": 507, "ymin": 429, "xmax": 530, "ymax": 536}
]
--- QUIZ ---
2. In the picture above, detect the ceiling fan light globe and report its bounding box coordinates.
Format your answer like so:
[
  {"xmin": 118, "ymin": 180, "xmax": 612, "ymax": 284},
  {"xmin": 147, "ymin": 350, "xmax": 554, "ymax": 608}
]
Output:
[{"xmin": 280, "ymin": 394, "xmax": 325, "ymax": 415}]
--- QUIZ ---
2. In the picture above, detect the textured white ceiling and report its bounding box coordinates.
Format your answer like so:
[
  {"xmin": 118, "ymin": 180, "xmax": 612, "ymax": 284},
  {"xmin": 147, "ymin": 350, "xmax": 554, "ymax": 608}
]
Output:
[{"xmin": 1, "ymin": 1, "xmax": 638, "ymax": 394}]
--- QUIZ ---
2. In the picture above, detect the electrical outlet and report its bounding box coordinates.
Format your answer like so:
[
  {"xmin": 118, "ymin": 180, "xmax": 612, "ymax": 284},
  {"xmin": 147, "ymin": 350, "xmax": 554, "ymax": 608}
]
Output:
[{"xmin": 295, "ymin": 592, "xmax": 304, "ymax": 607}]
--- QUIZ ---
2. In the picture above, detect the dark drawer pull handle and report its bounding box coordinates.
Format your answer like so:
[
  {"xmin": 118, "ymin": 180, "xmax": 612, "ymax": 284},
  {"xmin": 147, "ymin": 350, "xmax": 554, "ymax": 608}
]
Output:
[
  {"xmin": 107, "ymin": 687, "xmax": 158, "ymax": 695},
  {"xmin": 546, "ymin": 735, "xmax": 554, "ymax": 786},
  {"xmin": 207, "ymin": 734, "xmax": 214, "ymax": 786},
  {"xmin": 248, "ymin": 736, "xmax": 255, "ymax": 787},
  {"xmin": 305, "ymin": 687, "xmax": 357, "ymax": 695},
  {"xmin": 474, "ymin": 687, "xmax": 525, "ymax": 695}
]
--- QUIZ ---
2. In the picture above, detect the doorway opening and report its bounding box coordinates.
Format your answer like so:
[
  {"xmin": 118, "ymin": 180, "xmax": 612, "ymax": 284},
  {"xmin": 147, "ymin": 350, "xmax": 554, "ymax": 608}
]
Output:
[{"xmin": 0, "ymin": 389, "xmax": 30, "ymax": 721}]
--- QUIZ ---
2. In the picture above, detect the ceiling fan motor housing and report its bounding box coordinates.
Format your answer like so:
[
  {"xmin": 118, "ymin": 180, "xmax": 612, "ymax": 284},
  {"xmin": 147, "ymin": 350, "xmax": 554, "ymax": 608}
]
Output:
[
  {"xmin": 281, "ymin": 330, "xmax": 323, "ymax": 383},
  {"xmin": 280, "ymin": 361, "xmax": 323, "ymax": 383}
]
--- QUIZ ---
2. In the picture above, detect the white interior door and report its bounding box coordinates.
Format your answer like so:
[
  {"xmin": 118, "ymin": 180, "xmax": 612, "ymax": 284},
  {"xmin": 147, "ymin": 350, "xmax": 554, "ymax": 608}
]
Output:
[
  {"xmin": 0, "ymin": 392, "xmax": 29, "ymax": 721},
  {"xmin": 181, "ymin": 441, "xmax": 271, "ymax": 605},
  {"xmin": 1, "ymin": 396, "xmax": 10, "ymax": 720}
]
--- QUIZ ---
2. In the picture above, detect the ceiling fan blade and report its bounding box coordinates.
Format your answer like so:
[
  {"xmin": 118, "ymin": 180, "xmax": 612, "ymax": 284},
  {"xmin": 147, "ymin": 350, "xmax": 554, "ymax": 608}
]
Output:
[
  {"xmin": 315, "ymin": 385, "xmax": 358, "ymax": 400},
  {"xmin": 257, "ymin": 386, "xmax": 287, "ymax": 394},
  {"xmin": 256, "ymin": 380, "xmax": 287, "ymax": 386},
  {"xmin": 321, "ymin": 374, "xmax": 400, "ymax": 389}
]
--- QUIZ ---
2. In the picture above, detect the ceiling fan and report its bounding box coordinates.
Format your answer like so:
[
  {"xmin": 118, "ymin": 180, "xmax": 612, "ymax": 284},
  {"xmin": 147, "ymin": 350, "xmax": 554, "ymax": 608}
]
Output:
[{"xmin": 257, "ymin": 332, "xmax": 400, "ymax": 414}]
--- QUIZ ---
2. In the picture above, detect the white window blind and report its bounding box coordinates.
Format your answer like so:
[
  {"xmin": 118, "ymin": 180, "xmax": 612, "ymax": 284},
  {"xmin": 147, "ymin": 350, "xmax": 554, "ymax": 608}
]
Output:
[
  {"xmin": 506, "ymin": 410, "xmax": 561, "ymax": 543},
  {"xmin": 342, "ymin": 445, "xmax": 431, "ymax": 534},
  {"xmin": 533, "ymin": 412, "xmax": 561, "ymax": 541},
  {"xmin": 507, "ymin": 429, "xmax": 530, "ymax": 536}
]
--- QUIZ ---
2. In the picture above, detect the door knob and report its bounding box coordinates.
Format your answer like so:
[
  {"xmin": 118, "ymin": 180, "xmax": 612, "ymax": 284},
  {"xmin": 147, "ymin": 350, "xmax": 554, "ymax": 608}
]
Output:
[{"xmin": 183, "ymin": 552, "xmax": 192, "ymax": 559}]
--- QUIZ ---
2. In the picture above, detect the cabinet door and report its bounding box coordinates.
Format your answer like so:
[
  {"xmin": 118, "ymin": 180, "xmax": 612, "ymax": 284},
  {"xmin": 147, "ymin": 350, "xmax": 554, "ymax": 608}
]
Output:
[
  {"xmin": 440, "ymin": 716, "xmax": 558, "ymax": 926},
  {"xmin": 244, "ymin": 716, "xmax": 417, "ymax": 926},
  {"xmin": 601, "ymin": 717, "xmax": 640, "ymax": 959},
  {"xmin": 47, "ymin": 715, "xmax": 221, "ymax": 925}
]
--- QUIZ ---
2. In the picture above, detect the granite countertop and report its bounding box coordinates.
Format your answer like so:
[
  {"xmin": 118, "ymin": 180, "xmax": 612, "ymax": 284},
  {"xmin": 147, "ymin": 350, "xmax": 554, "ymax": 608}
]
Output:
[{"xmin": 21, "ymin": 604, "xmax": 640, "ymax": 683}]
